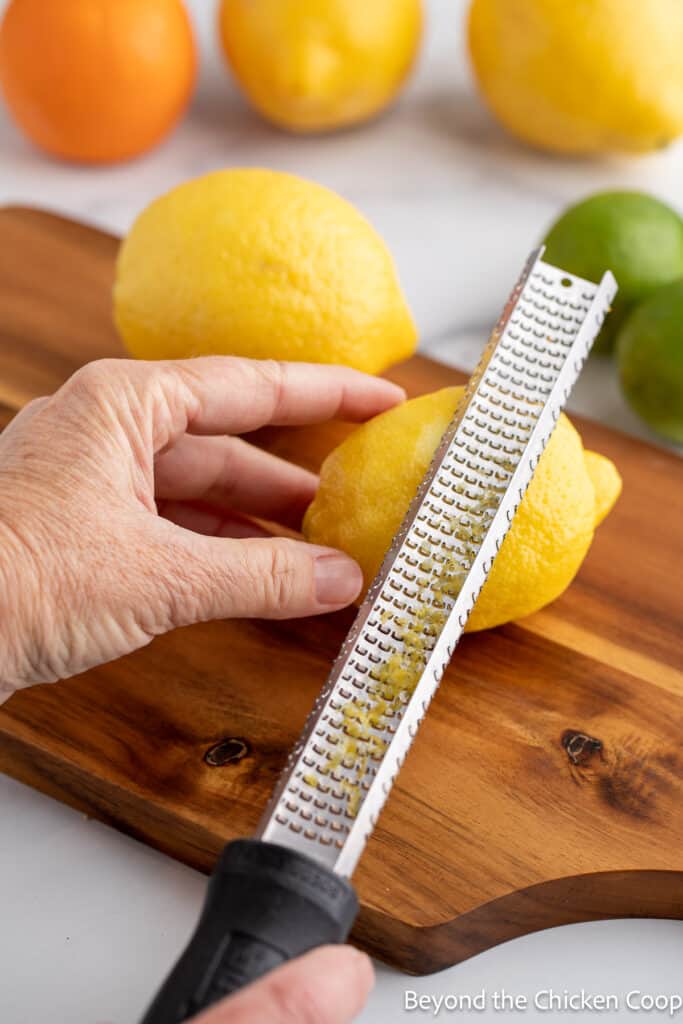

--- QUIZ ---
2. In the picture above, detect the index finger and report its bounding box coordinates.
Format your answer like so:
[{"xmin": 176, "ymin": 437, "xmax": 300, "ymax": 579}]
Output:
[
  {"xmin": 164, "ymin": 357, "xmax": 406, "ymax": 436},
  {"xmin": 154, "ymin": 358, "xmax": 405, "ymax": 438},
  {"xmin": 62, "ymin": 357, "xmax": 406, "ymax": 456}
]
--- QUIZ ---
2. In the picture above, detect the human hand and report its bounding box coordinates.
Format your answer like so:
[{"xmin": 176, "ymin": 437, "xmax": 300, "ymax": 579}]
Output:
[
  {"xmin": 0, "ymin": 357, "xmax": 404, "ymax": 701},
  {"xmin": 190, "ymin": 945, "xmax": 373, "ymax": 1024}
]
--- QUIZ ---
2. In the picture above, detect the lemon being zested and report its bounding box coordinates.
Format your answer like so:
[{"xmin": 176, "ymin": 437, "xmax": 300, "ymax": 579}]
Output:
[
  {"xmin": 218, "ymin": 0, "xmax": 423, "ymax": 133},
  {"xmin": 114, "ymin": 168, "xmax": 416, "ymax": 375},
  {"xmin": 468, "ymin": 0, "xmax": 683, "ymax": 154},
  {"xmin": 303, "ymin": 386, "xmax": 622, "ymax": 632}
]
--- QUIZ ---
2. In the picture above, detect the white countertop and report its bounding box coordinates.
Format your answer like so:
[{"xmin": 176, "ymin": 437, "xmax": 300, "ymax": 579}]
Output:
[{"xmin": 1, "ymin": 1, "xmax": 681, "ymax": 1021}]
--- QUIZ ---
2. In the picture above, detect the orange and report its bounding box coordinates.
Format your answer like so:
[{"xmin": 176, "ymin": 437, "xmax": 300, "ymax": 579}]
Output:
[{"xmin": 0, "ymin": 0, "xmax": 197, "ymax": 164}]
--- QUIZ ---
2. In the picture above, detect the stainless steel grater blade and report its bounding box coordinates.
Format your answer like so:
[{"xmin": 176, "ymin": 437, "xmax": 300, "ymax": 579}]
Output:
[
  {"xmin": 257, "ymin": 249, "xmax": 617, "ymax": 876},
  {"xmin": 141, "ymin": 250, "xmax": 618, "ymax": 1022}
]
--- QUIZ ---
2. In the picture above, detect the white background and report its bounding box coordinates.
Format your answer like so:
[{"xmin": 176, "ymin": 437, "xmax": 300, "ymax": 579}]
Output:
[{"xmin": 0, "ymin": 1, "xmax": 681, "ymax": 1021}]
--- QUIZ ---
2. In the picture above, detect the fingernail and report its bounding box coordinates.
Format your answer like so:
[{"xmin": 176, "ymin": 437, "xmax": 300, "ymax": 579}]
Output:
[
  {"xmin": 315, "ymin": 553, "xmax": 363, "ymax": 606},
  {"xmin": 381, "ymin": 380, "xmax": 406, "ymax": 403}
]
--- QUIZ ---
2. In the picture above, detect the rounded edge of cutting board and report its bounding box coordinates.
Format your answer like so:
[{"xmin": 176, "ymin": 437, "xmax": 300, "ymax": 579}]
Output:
[{"xmin": 354, "ymin": 868, "xmax": 683, "ymax": 974}]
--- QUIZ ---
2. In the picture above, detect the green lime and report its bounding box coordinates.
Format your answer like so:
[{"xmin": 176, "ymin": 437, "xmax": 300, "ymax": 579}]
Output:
[
  {"xmin": 543, "ymin": 191, "xmax": 683, "ymax": 353},
  {"xmin": 616, "ymin": 280, "xmax": 683, "ymax": 444}
]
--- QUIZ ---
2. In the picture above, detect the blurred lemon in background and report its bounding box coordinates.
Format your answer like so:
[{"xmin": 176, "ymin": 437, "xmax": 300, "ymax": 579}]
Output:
[
  {"xmin": 0, "ymin": 0, "xmax": 196, "ymax": 163},
  {"xmin": 218, "ymin": 0, "xmax": 423, "ymax": 132},
  {"xmin": 114, "ymin": 168, "xmax": 417, "ymax": 374},
  {"xmin": 304, "ymin": 386, "xmax": 622, "ymax": 631},
  {"xmin": 468, "ymin": 0, "xmax": 683, "ymax": 155},
  {"xmin": 616, "ymin": 281, "xmax": 683, "ymax": 444},
  {"xmin": 543, "ymin": 192, "xmax": 683, "ymax": 353}
]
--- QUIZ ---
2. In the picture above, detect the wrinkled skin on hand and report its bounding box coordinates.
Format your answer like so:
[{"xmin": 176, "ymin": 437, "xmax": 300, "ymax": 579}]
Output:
[{"xmin": 0, "ymin": 355, "xmax": 404, "ymax": 700}]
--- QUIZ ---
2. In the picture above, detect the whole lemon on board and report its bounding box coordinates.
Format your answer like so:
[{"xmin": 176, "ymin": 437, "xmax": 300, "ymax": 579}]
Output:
[
  {"xmin": 114, "ymin": 169, "xmax": 416, "ymax": 374},
  {"xmin": 0, "ymin": 0, "xmax": 196, "ymax": 164},
  {"xmin": 468, "ymin": 0, "xmax": 683, "ymax": 154},
  {"xmin": 303, "ymin": 387, "xmax": 622, "ymax": 632},
  {"xmin": 543, "ymin": 192, "xmax": 683, "ymax": 354},
  {"xmin": 218, "ymin": 0, "xmax": 423, "ymax": 133}
]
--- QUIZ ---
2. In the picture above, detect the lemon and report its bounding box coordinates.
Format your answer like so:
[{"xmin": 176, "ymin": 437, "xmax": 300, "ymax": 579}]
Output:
[
  {"xmin": 543, "ymin": 192, "xmax": 683, "ymax": 353},
  {"xmin": 584, "ymin": 451, "xmax": 623, "ymax": 526},
  {"xmin": 218, "ymin": 0, "xmax": 423, "ymax": 133},
  {"xmin": 303, "ymin": 386, "xmax": 622, "ymax": 632},
  {"xmin": 616, "ymin": 280, "xmax": 683, "ymax": 444},
  {"xmin": 114, "ymin": 168, "xmax": 416, "ymax": 374},
  {"xmin": 468, "ymin": 0, "xmax": 683, "ymax": 154}
]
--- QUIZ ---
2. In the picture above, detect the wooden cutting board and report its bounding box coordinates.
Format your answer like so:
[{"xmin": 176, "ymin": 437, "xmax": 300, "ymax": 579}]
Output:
[{"xmin": 1, "ymin": 206, "xmax": 682, "ymax": 975}]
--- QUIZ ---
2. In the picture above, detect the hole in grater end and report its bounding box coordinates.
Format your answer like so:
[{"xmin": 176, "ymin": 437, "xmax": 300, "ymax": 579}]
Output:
[{"xmin": 560, "ymin": 277, "xmax": 573, "ymax": 288}]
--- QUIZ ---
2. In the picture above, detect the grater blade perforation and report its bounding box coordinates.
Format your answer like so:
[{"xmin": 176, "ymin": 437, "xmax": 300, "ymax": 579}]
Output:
[{"xmin": 257, "ymin": 249, "xmax": 617, "ymax": 876}]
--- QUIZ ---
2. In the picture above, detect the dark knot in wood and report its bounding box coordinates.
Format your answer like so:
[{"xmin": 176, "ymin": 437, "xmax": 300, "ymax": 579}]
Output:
[
  {"xmin": 204, "ymin": 737, "xmax": 251, "ymax": 767},
  {"xmin": 562, "ymin": 729, "xmax": 603, "ymax": 766}
]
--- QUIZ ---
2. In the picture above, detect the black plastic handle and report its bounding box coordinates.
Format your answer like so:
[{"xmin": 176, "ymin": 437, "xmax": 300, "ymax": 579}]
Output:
[{"xmin": 139, "ymin": 839, "xmax": 359, "ymax": 1024}]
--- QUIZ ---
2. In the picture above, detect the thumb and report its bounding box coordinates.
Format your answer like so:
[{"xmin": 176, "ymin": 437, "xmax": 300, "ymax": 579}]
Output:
[
  {"xmin": 162, "ymin": 531, "xmax": 364, "ymax": 625},
  {"xmin": 191, "ymin": 946, "xmax": 374, "ymax": 1024}
]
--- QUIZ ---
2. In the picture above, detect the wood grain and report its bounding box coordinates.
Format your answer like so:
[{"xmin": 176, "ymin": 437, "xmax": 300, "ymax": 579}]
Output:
[{"xmin": 0, "ymin": 206, "xmax": 682, "ymax": 974}]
